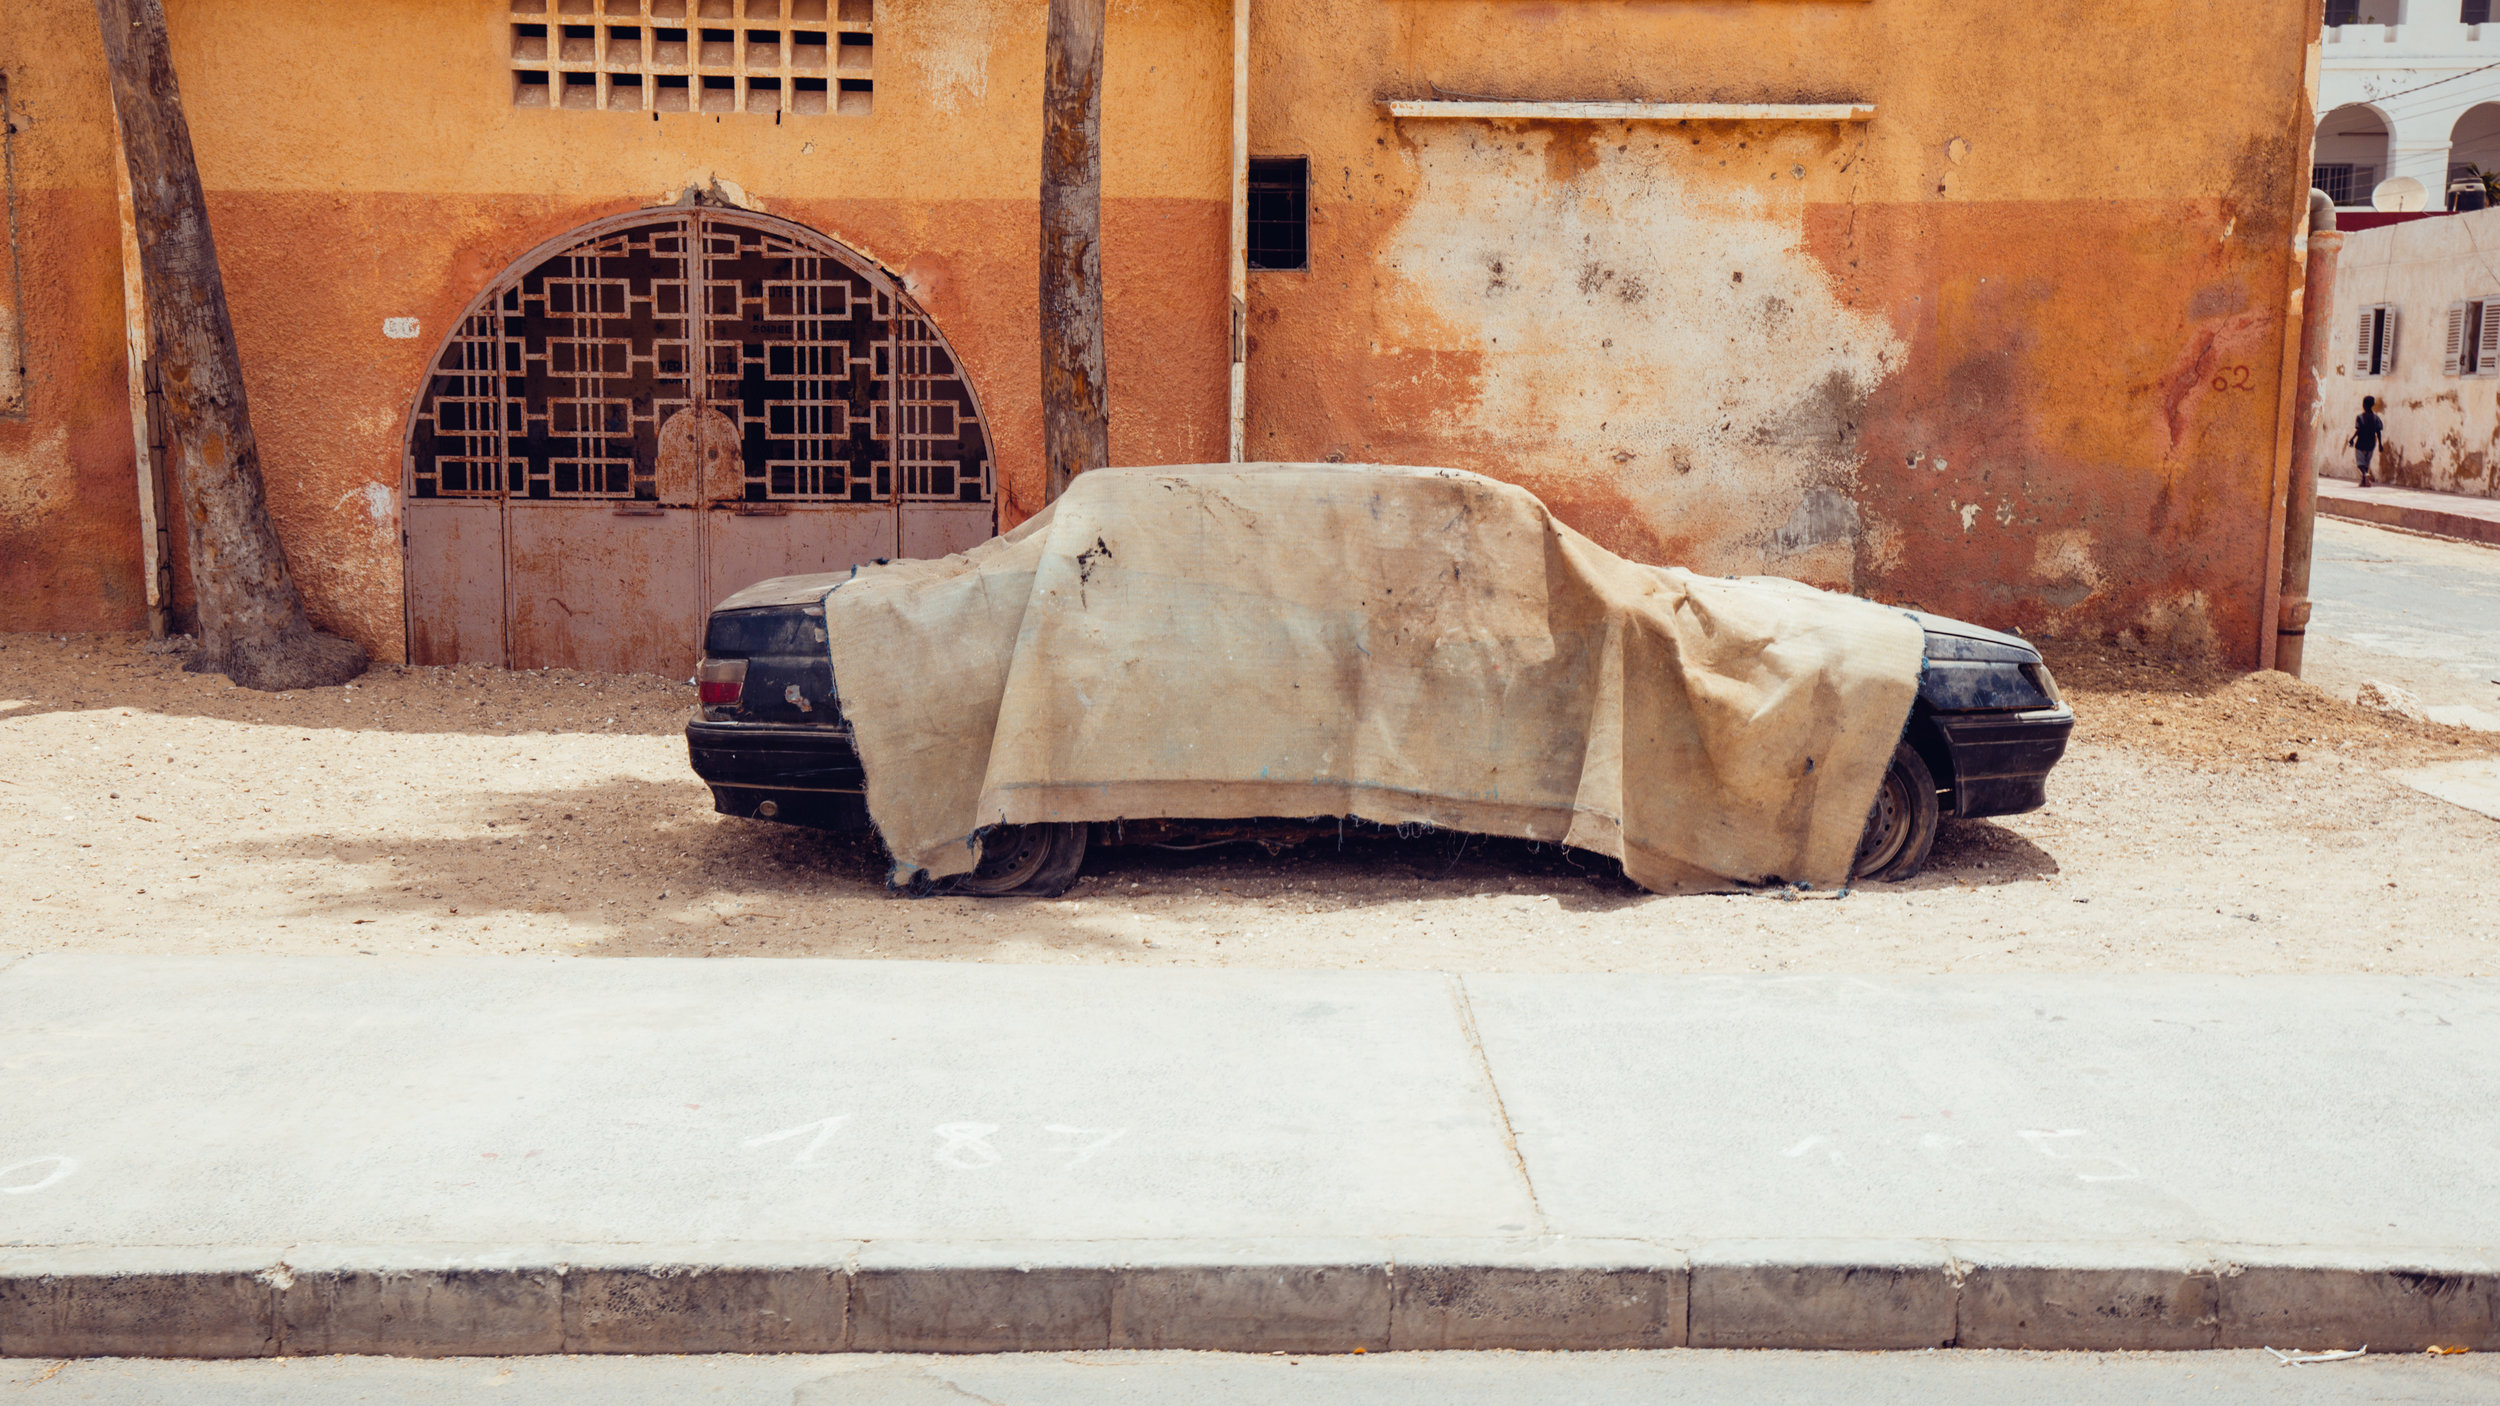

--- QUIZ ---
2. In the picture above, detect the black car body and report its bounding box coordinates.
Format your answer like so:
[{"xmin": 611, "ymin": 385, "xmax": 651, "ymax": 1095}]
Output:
[
  {"xmin": 688, "ymin": 577, "xmax": 2075, "ymax": 884},
  {"xmin": 1897, "ymin": 610, "xmax": 2076, "ymax": 823},
  {"xmin": 685, "ymin": 573, "xmax": 868, "ymax": 831}
]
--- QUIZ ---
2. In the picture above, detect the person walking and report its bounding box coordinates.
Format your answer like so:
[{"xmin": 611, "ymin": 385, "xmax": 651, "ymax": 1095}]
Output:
[{"xmin": 2347, "ymin": 395, "xmax": 2386, "ymax": 488}]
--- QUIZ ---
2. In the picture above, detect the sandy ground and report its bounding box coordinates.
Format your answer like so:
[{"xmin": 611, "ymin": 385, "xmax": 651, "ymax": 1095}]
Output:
[{"xmin": 6, "ymin": 602, "xmax": 2497, "ymax": 975}]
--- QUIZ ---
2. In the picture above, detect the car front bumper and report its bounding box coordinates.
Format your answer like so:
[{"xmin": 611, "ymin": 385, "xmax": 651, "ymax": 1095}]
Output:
[
  {"xmin": 685, "ymin": 718, "xmax": 872, "ymax": 830},
  {"xmin": 1935, "ymin": 705, "xmax": 2075, "ymax": 818}
]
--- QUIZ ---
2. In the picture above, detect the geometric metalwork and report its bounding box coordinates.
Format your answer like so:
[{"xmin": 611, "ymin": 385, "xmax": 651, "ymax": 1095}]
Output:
[
  {"xmin": 403, "ymin": 207, "xmax": 992, "ymax": 678},
  {"xmin": 408, "ymin": 209, "xmax": 990, "ymax": 509},
  {"xmin": 894, "ymin": 309, "xmax": 992, "ymax": 503},
  {"xmin": 703, "ymin": 218, "xmax": 886, "ymax": 503}
]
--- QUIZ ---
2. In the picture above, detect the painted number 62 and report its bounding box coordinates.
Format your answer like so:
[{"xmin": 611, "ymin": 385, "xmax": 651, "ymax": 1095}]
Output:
[{"xmin": 2210, "ymin": 365, "xmax": 2255, "ymax": 391}]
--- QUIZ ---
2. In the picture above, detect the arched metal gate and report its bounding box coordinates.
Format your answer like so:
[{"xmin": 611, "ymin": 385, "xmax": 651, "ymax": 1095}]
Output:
[{"xmin": 402, "ymin": 209, "xmax": 995, "ymax": 677}]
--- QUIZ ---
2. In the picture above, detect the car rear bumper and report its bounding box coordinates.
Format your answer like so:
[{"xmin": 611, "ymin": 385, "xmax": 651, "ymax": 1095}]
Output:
[
  {"xmin": 1936, "ymin": 705, "xmax": 2074, "ymax": 818},
  {"xmin": 685, "ymin": 719, "xmax": 872, "ymax": 830}
]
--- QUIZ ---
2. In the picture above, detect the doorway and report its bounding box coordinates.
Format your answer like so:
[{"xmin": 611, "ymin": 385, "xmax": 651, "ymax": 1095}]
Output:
[{"xmin": 402, "ymin": 208, "xmax": 995, "ymax": 677}]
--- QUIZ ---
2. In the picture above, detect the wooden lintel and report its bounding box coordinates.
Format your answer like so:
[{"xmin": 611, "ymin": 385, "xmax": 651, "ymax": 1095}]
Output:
[{"xmin": 1382, "ymin": 100, "xmax": 1875, "ymax": 123}]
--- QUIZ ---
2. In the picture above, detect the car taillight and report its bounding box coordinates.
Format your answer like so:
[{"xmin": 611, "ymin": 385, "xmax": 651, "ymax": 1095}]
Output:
[{"xmin": 696, "ymin": 657, "xmax": 747, "ymax": 706}]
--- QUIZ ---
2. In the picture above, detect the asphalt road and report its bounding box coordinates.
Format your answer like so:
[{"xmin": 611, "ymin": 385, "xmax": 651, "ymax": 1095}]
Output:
[
  {"xmin": 2308, "ymin": 517, "xmax": 2500, "ymax": 714},
  {"xmin": 4, "ymin": 1350, "xmax": 2491, "ymax": 1404}
]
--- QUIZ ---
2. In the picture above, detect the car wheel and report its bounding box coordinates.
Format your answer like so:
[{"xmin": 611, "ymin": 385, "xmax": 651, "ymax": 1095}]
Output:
[
  {"xmin": 949, "ymin": 823, "xmax": 1090, "ymax": 897},
  {"xmin": 1852, "ymin": 742, "xmax": 1941, "ymax": 883}
]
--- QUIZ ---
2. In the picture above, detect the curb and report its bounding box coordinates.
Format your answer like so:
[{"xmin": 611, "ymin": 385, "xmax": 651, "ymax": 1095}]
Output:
[
  {"xmin": 5, "ymin": 1255, "xmax": 2494, "ymax": 1357},
  {"xmin": 2318, "ymin": 492, "xmax": 2500, "ymax": 547}
]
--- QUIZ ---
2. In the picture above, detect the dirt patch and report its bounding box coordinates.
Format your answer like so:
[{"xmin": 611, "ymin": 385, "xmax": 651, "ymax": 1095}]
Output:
[
  {"xmin": 2042, "ymin": 639, "xmax": 2500, "ymax": 768},
  {"xmin": 3, "ymin": 630, "xmax": 2496, "ymax": 975}
]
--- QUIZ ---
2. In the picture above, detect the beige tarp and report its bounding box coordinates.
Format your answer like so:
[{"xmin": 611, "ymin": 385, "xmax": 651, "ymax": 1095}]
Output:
[{"xmin": 824, "ymin": 465, "xmax": 1924, "ymax": 894}]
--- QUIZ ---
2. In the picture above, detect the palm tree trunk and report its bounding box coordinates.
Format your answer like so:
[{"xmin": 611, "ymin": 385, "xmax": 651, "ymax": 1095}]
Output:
[
  {"xmin": 1039, "ymin": 0, "xmax": 1109, "ymax": 503},
  {"xmin": 94, "ymin": 0, "xmax": 365, "ymax": 689}
]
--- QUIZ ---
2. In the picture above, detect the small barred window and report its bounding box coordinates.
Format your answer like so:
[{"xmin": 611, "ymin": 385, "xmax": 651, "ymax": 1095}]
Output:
[{"xmin": 511, "ymin": 0, "xmax": 871, "ymax": 117}]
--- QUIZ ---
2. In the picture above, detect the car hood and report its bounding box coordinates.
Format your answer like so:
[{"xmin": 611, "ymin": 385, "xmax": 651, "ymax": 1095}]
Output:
[{"xmin": 1905, "ymin": 609, "xmax": 2039, "ymax": 660}]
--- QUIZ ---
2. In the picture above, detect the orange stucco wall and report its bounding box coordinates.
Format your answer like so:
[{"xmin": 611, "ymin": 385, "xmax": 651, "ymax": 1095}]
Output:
[
  {"xmin": 6, "ymin": 0, "xmax": 1227, "ymax": 661},
  {"xmin": 0, "ymin": 3, "xmax": 145, "ymax": 631},
  {"xmin": 1246, "ymin": 0, "xmax": 2318, "ymax": 666},
  {"xmin": 7, "ymin": 0, "xmax": 2317, "ymax": 668}
]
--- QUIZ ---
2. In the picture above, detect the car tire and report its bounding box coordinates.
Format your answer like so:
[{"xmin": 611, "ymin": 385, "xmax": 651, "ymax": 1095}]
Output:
[
  {"xmin": 1852, "ymin": 741, "xmax": 1941, "ymax": 883},
  {"xmin": 948, "ymin": 822, "xmax": 1090, "ymax": 897}
]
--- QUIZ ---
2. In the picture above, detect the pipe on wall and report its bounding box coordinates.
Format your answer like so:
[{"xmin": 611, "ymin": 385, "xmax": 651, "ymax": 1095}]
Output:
[
  {"xmin": 1227, "ymin": 0, "xmax": 1247, "ymax": 463},
  {"xmin": 2276, "ymin": 190, "xmax": 2343, "ymax": 678},
  {"xmin": 109, "ymin": 105, "xmax": 167, "ymax": 638}
]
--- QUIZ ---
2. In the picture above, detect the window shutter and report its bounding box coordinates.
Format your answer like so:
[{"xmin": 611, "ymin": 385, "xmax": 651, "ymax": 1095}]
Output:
[
  {"xmin": 2478, "ymin": 298, "xmax": 2500, "ymax": 376},
  {"xmin": 2445, "ymin": 303, "xmax": 2466, "ymax": 376},
  {"xmin": 2359, "ymin": 307, "xmax": 2379, "ymax": 374},
  {"xmin": 2382, "ymin": 306, "xmax": 2398, "ymax": 374}
]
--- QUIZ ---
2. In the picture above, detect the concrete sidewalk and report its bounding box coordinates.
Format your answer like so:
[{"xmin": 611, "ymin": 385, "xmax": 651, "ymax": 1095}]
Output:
[
  {"xmin": 2, "ymin": 956, "xmax": 2495, "ymax": 1356},
  {"xmin": 2318, "ymin": 478, "xmax": 2500, "ymax": 547}
]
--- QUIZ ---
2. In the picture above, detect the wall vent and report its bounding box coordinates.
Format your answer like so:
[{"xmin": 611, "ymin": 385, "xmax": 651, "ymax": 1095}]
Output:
[{"xmin": 509, "ymin": 0, "xmax": 870, "ymax": 116}]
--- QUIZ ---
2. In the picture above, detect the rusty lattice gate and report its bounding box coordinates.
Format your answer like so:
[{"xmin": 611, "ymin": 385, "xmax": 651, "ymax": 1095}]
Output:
[{"xmin": 402, "ymin": 209, "xmax": 995, "ymax": 677}]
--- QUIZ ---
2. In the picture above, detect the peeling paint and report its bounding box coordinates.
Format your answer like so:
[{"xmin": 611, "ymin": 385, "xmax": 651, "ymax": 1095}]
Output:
[
  {"xmin": 908, "ymin": 0, "xmax": 1013, "ymax": 117},
  {"xmin": 341, "ymin": 481, "xmax": 394, "ymax": 529},
  {"xmin": 2127, "ymin": 590, "xmax": 2221, "ymax": 660},
  {"xmin": 1861, "ymin": 517, "xmax": 1904, "ymax": 575},
  {"xmin": 1376, "ymin": 123, "xmax": 1905, "ymax": 589},
  {"xmin": 0, "ymin": 423, "xmax": 70, "ymax": 532},
  {"xmin": 0, "ymin": 0, "xmax": 2318, "ymax": 669},
  {"xmin": 2029, "ymin": 528, "xmax": 2101, "ymax": 611},
  {"xmin": 1768, "ymin": 486, "xmax": 1861, "ymax": 558}
]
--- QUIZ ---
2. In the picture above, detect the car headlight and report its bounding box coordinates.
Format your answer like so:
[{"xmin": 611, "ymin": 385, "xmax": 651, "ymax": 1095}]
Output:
[{"xmin": 2026, "ymin": 662, "xmax": 2063, "ymax": 705}]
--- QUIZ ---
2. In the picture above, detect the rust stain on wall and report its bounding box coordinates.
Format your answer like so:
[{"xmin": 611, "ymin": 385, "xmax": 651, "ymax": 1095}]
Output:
[
  {"xmin": 5, "ymin": 0, "xmax": 2318, "ymax": 671},
  {"xmin": 1262, "ymin": 119, "xmax": 1901, "ymax": 593},
  {"xmin": 1808, "ymin": 197, "xmax": 2291, "ymax": 660}
]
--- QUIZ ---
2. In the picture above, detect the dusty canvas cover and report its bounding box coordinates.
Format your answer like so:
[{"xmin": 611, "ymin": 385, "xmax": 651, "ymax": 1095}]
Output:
[{"xmin": 824, "ymin": 465, "xmax": 1925, "ymax": 894}]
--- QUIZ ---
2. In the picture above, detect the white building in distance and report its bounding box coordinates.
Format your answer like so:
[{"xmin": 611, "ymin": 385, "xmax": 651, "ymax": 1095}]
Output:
[
  {"xmin": 2312, "ymin": 206, "xmax": 2500, "ymax": 499},
  {"xmin": 2317, "ymin": 2, "xmax": 2500, "ymax": 215}
]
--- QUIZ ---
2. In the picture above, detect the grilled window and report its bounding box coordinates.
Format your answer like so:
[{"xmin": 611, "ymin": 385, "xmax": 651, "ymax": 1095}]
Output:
[
  {"xmin": 409, "ymin": 211, "xmax": 991, "ymax": 506},
  {"xmin": 1248, "ymin": 157, "xmax": 1309, "ymax": 272},
  {"xmin": 2312, "ymin": 162, "xmax": 2377, "ymax": 207},
  {"xmin": 510, "ymin": 0, "xmax": 870, "ymax": 116}
]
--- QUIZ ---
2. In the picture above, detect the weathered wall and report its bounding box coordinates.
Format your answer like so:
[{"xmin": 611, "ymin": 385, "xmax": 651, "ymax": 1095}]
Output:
[
  {"xmin": 0, "ymin": 0, "xmax": 147, "ymax": 633},
  {"xmin": 19, "ymin": 0, "xmax": 1227, "ymax": 662},
  {"xmin": 12, "ymin": 0, "xmax": 2318, "ymax": 668},
  {"xmin": 1249, "ymin": 0, "xmax": 2316, "ymax": 665},
  {"xmin": 2312, "ymin": 204, "xmax": 2500, "ymax": 499}
]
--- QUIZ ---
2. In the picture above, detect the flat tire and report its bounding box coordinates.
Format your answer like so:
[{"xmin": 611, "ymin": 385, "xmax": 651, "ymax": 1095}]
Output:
[
  {"xmin": 1852, "ymin": 741, "xmax": 1942, "ymax": 883},
  {"xmin": 949, "ymin": 823, "xmax": 1090, "ymax": 897}
]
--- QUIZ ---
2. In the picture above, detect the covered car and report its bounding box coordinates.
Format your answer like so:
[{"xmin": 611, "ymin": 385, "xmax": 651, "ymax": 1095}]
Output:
[{"xmin": 688, "ymin": 465, "xmax": 2073, "ymax": 894}]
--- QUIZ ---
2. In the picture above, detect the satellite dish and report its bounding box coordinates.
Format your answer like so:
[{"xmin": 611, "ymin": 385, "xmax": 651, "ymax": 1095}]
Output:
[{"xmin": 2373, "ymin": 176, "xmax": 2429, "ymax": 212}]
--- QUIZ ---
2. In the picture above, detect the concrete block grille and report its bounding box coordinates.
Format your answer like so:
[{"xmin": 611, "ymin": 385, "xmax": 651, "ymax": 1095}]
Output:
[{"xmin": 509, "ymin": 0, "xmax": 872, "ymax": 117}]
